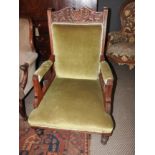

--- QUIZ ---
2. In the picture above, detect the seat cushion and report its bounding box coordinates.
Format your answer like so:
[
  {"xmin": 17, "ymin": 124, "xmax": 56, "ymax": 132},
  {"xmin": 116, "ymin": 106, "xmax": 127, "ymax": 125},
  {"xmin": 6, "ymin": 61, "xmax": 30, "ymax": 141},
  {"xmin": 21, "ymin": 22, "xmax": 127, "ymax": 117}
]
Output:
[
  {"xmin": 52, "ymin": 24, "xmax": 102, "ymax": 80},
  {"xmin": 107, "ymin": 42, "xmax": 135, "ymax": 58},
  {"xmin": 28, "ymin": 77, "xmax": 113, "ymax": 133}
]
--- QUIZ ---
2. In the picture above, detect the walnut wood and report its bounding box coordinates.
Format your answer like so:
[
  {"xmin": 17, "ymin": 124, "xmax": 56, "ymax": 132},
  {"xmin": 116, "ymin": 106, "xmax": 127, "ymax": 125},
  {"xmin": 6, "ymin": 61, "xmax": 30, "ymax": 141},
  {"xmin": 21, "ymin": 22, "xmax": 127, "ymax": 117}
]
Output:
[
  {"xmin": 101, "ymin": 7, "xmax": 108, "ymax": 61},
  {"xmin": 33, "ymin": 75, "xmax": 43, "ymax": 108},
  {"xmin": 99, "ymin": 73, "xmax": 113, "ymax": 114},
  {"xmin": 47, "ymin": 9, "xmax": 54, "ymax": 56},
  {"xmin": 33, "ymin": 64, "xmax": 55, "ymax": 108},
  {"xmin": 42, "ymin": 66, "xmax": 55, "ymax": 94},
  {"xmin": 51, "ymin": 7, "xmax": 104, "ymax": 23}
]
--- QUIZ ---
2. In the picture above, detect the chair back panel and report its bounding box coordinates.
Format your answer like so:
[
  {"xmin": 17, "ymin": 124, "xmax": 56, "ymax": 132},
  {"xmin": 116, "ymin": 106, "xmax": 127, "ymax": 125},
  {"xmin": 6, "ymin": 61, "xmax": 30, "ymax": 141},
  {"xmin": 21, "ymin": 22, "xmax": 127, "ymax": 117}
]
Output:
[
  {"xmin": 52, "ymin": 24, "xmax": 102, "ymax": 80},
  {"xmin": 120, "ymin": 0, "xmax": 135, "ymax": 34},
  {"xmin": 19, "ymin": 18, "xmax": 33, "ymax": 53},
  {"xmin": 48, "ymin": 7, "xmax": 108, "ymax": 80}
]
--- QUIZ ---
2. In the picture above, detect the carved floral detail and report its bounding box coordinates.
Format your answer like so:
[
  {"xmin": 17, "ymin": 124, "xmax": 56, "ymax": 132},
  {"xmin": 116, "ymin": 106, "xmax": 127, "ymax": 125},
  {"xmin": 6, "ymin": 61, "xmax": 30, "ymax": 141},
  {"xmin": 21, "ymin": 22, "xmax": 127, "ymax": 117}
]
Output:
[
  {"xmin": 121, "ymin": 2, "xmax": 135, "ymax": 34},
  {"xmin": 51, "ymin": 7, "xmax": 104, "ymax": 23}
]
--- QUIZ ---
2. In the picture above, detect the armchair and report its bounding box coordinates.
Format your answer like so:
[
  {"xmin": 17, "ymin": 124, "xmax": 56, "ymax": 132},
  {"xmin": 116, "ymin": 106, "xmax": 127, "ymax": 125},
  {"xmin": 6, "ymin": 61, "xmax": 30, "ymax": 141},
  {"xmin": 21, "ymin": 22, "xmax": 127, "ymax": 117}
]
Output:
[
  {"xmin": 28, "ymin": 7, "xmax": 115, "ymax": 144},
  {"xmin": 19, "ymin": 18, "xmax": 38, "ymax": 120},
  {"xmin": 106, "ymin": 0, "xmax": 135, "ymax": 69}
]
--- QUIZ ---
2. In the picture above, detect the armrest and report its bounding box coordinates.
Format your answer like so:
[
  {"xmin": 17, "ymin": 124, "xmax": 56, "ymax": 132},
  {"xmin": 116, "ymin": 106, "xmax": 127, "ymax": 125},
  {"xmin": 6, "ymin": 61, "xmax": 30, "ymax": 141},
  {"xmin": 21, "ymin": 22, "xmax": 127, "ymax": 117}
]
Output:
[
  {"xmin": 34, "ymin": 60, "xmax": 53, "ymax": 82},
  {"xmin": 100, "ymin": 61, "xmax": 114, "ymax": 114},
  {"xmin": 33, "ymin": 59, "xmax": 55, "ymax": 108},
  {"xmin": 100, "ymin": 61, "xmax": 113, "ymax": 84},
  {"xmin": 108, "ymin": 31, "xmax": 128, "ymax": 46}
]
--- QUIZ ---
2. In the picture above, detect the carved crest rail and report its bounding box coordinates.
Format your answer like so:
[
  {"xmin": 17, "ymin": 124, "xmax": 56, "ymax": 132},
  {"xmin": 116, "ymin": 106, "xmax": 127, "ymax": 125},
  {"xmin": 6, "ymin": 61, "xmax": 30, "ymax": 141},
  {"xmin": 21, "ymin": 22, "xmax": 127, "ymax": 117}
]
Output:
[{"xmin": 51, "ymin": 7, "xmax": 105, "ymax": 23}]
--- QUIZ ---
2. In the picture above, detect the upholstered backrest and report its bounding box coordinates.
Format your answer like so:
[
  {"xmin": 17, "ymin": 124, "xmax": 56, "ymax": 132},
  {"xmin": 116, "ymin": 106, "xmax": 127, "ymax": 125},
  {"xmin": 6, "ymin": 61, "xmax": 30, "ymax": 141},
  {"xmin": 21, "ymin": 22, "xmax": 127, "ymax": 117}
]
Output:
[
  {"xmin": 48, "ymin": 7, "xmax": 108, "ymax": 80},
  {"xmin": 52, "ymin": 24, "xmax": 102, "ymax": 80},
  {"xmin": 19, "ymin": 18, "xmax": 32, "ymax": 53},
  {"xmin": 120, "ymin": 0, "xmax": 135, "ymax": 35}
]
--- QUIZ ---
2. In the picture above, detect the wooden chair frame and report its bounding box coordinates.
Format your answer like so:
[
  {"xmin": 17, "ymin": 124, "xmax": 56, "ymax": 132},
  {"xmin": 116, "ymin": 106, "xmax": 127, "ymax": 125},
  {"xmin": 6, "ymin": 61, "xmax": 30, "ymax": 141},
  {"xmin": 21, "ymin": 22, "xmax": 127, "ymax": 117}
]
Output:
[{"xmin": 32, "ymin": 7, "xmax": 114, "ymax": 145}]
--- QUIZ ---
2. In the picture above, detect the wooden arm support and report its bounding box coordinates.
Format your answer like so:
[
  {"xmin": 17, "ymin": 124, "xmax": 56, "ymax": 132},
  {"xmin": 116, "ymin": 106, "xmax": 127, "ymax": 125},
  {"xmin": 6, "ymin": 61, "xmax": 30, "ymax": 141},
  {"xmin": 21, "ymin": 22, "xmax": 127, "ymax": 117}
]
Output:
[
  {"xmin": 103, "ymin": 78, "xmax": 113, "ymax": 114},
  {"xmin": 33, "ymin": 60, "xmax": 55, "ymax": 108},
  {"xmin": 99, "ymin": 73, "xmax": 113, "ymax": 114},
  {"xmin": 99, "ymin": 61, "xmax": 114, "ymax": 114}
]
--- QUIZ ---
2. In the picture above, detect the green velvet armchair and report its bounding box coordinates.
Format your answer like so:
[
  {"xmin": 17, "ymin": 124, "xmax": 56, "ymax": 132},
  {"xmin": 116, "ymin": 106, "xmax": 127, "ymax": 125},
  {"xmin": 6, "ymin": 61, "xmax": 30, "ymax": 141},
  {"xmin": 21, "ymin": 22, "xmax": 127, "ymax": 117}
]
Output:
[
  {"xmin": 106, "ymin": 0, "xmax": 135, "ymax": 70},
  {"xmin": 28, "ymin": 7, "xmax": 115, "ymax": 145}
]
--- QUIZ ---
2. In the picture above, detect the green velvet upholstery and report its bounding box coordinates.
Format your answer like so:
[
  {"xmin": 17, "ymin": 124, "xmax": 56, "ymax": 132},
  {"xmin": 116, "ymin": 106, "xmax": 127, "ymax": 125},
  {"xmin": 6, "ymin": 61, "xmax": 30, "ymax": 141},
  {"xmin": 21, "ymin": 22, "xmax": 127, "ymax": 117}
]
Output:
[
  {"xmin": 28, "ymin": 19, "xmax": 115, "ymax": 135},
  {"xmin": 52, "ymin": 24, "xmax": 102, "ymax": 80},
  {"xmin": 34, "ymin": 60, "xmax": 53, "ymax": 81},
  {"xmin": 100, "ymin": 61, "xmax": 113, "ymax": 84},
  {"xmin": 28, "ymin": 77, "xmax": 113, "ymax": 133}
]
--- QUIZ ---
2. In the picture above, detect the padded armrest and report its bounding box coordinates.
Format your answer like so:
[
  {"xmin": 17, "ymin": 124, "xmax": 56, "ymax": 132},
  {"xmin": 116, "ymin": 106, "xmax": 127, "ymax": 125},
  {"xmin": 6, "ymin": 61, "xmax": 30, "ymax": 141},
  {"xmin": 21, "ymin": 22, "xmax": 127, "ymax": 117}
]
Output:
[
  {"xmin": 34, "ymin": 60, "xmax": 53, "ymax": 82},
  {"xmin": 100, "ymin": 61, "xmax": 113, "ymax": 84},
  {"xmin": 108, "ymin": 31, "xmax": 128, "ymax": 45}
]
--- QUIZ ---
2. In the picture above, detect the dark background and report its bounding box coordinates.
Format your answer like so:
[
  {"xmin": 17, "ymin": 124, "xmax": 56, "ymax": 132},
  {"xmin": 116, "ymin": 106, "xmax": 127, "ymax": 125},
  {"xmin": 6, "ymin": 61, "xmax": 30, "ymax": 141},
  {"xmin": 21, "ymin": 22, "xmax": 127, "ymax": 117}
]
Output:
[
  {"xmin": 19, "ymin": 0, "xmax": 128, "ymax": 62},
  {"xmin": 98, "ymin": 0, "xmax": 126, "ymax": 32}
]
